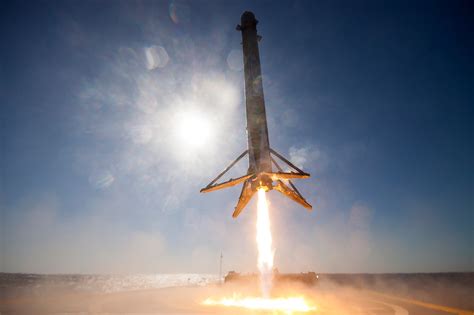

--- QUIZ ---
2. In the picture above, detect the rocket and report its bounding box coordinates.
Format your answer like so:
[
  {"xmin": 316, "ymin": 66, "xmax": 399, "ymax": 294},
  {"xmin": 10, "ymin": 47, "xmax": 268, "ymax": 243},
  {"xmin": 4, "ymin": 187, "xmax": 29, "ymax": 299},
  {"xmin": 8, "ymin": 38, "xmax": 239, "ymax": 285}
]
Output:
[{"xmin": 200, "ymin": 11, "xmax": 312, "ymax": 218}]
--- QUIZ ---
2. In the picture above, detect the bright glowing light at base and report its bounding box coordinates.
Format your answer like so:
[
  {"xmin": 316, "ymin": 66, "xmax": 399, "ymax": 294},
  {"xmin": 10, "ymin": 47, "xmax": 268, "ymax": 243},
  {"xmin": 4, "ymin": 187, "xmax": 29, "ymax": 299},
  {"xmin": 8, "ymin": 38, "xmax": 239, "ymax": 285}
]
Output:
[{"xmin": 203, "ymin": 296, "xmax": 316, "ymax": 314}]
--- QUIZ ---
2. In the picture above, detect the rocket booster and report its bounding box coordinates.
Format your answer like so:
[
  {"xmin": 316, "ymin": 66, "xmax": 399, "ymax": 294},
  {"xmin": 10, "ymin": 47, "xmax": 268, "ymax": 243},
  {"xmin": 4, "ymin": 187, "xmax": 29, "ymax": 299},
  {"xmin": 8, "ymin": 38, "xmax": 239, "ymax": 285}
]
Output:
[
  {"xmin": 240, "ymin": 11, "xmax": 272, "ymax": 178},
  {"xmin": 201, "ymin": 11, "xmax": 312, "ymax": 218}
]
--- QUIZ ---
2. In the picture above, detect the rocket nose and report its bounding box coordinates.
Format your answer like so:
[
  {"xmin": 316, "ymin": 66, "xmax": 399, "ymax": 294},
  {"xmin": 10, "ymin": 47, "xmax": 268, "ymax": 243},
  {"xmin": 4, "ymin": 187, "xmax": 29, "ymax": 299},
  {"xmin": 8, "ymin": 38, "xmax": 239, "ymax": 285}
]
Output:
[
  {"xmin": 241, "ymin": 11, "xmax": 258, "ymax": 26},
  {"xmin": 241, "ymin": 11, "xmax": 255, "ymax": 20}
]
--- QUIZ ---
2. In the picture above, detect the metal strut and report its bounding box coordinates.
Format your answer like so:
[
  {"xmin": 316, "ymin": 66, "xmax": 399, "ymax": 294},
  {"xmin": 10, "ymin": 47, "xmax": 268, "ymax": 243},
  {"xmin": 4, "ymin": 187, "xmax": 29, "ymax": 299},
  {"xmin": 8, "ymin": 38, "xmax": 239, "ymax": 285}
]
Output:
[
  {"xmin": 200, "ymin": 150, "xmax": 250, "ymax": 193},
  {"xmin": 271, "ymin": 156, "xmax": 304, "ymax": 200},
  {"xmin": 270, "ymin": 148, "xmax": 308, "ymax": 175},
  {"xmin": 271, "ymin": 154, "xmax": 312, "ymax": 210},
  {"xmin": 232, "ymin": 179, "xmax": 255, "ymax": 218}
]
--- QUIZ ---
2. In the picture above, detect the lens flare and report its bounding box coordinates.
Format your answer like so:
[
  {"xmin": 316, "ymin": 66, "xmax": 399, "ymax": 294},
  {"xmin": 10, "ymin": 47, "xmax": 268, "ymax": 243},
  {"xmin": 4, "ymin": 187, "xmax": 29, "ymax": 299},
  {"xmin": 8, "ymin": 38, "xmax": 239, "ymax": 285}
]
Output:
[{"xmin": 256, "ymin": 188, "xmax": 274, "ymax": 297}]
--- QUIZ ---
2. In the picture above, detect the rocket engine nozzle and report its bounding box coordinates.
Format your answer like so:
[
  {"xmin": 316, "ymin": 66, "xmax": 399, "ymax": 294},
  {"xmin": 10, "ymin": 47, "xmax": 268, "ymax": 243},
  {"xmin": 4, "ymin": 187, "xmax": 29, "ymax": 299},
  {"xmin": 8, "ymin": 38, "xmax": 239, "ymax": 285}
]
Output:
[{"xmin": 252, "ymin": 173, "xmax": 273, "ymax": 192}]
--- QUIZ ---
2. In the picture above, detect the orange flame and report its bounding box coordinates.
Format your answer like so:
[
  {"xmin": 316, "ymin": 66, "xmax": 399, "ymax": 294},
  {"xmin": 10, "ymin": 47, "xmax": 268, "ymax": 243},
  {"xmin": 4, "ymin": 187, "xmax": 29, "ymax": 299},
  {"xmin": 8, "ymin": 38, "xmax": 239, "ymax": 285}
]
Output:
[{"xmin": 203, "ymin": 295, "xmax": 316, "ymax": 313}]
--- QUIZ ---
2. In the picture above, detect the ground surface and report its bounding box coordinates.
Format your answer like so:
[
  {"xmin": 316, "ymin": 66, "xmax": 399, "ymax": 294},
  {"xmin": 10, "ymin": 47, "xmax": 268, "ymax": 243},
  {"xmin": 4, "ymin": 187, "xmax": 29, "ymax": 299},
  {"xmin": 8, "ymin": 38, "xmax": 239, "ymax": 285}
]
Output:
[
  {"xmin": 1, "ymin": 273, "xmax": 472, "ymax": 314},
  {"xmin": 0, "ymin": 286, "xmax": 472, "ymax": 314}
]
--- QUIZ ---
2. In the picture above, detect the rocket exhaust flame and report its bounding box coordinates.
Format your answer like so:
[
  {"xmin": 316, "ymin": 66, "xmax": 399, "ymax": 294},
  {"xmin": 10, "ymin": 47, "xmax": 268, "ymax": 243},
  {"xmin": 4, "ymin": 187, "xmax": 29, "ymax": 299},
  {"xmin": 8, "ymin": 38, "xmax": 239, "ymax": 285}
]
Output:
[
  {"xmin": 202, "ymin": 190, "xmax": 316, "ymax": 314},
  {"xmin": 257, "ymin": 188, "xmax": 274, "ymax": 297}
]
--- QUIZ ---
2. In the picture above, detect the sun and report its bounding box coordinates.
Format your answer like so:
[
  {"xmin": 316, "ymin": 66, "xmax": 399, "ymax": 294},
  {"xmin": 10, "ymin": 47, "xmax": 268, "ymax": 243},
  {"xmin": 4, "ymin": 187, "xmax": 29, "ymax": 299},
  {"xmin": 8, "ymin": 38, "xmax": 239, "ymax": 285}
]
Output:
[{"xmin": 176, "ymin": 110, "xmax": 212, "ymax": 149}]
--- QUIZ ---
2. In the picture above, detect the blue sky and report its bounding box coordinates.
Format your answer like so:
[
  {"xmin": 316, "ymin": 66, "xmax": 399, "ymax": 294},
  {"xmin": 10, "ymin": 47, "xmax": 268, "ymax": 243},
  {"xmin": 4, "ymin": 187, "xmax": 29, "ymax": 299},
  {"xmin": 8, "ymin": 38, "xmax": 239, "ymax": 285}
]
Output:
[{"xmin": 1, "ymin": 0, "xmax": 472, "ymax": 274}]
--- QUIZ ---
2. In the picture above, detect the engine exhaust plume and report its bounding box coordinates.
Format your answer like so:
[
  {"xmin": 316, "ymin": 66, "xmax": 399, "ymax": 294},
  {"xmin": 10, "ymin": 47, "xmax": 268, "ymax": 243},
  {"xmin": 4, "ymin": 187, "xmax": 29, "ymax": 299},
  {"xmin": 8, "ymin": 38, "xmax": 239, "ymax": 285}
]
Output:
[{"xmin": 257, "ymin": 188, "xmax": 274, "ymax": 297}]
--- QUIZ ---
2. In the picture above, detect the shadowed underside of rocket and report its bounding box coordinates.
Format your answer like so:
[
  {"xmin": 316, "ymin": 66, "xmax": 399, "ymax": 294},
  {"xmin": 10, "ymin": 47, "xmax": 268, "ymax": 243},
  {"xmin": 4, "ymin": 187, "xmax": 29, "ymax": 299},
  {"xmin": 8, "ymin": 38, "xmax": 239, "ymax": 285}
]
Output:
[{"xmin": 200, "ymin": 11, "xmax": 312, "ymax": 218}]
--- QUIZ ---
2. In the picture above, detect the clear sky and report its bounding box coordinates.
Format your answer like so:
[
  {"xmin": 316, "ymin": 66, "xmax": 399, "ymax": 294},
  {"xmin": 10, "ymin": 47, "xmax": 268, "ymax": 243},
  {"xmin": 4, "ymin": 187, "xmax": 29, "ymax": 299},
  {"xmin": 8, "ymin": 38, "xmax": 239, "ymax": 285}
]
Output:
[{"xmin": 1, "ymin": 0, "xmax": 472, "ymax": 274}]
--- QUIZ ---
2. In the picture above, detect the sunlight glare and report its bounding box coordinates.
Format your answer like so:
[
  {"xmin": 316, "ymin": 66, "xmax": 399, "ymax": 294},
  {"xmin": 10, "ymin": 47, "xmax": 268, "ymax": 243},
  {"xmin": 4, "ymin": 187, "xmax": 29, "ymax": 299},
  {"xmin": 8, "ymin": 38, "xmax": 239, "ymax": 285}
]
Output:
[{"xmin": 177, "ymin": 110, "xmax": 212, "ymax": 149}]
